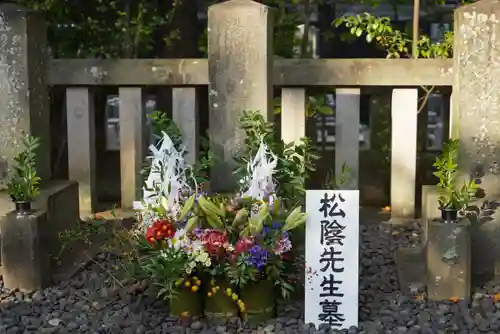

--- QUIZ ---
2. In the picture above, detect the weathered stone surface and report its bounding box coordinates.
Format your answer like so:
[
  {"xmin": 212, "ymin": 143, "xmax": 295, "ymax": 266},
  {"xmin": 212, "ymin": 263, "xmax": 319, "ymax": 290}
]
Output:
[
  {"xmin": 394, "ymin": 246, "xmax": 426, "ymax": 296},
  {"xmin": 467, "ymin": 200, "xmax": 500, "ymax": 283},
  {"xmin": 118, "ymin": 87, "xmax": 147, "ymax": 209},
  {"xmin": 452, "ymin": 1, "xmax": 500, "ymax": 282},
  {"xmin": 33, "ymin": 180, "xmax": 80, "ymax": 265},
  {"xmin": 335, "ymin": 88, "xmax": 360, "ymax": 190},
  {"xmin": 207, "ymin": 0, "xmax": 274, "ymax": 192},
  {"xmin": 390, "ymin": 89, "xmax": 418, "ymax": 222},
  {"xmin": 421, "ymin": 185, "xmax": 441, "ymax": 244},
  {"xmin": 0, "ymin": 209, "xmax": 51, "ymax": 291},
  {"xmin": 66, "ymin": 88, "xmax": 96, "ymax": 215},
  {"xmin": 0, "ymin": 4, "xmax": 51, "ymax": 188},
  {"xmin": 46, "ymin": 58, "xmax": 454, "ymax": 86},
  {"xmin": 427, "ymin": 219, "xmax": 471, "ymax": 302},
  {"xmin": 453, "ymin": 2, "xmax": 500, "ymax": 197}
]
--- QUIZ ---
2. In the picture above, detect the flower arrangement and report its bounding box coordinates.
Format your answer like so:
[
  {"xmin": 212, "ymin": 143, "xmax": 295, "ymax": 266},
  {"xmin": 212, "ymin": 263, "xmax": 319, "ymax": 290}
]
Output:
[{"xmin": 131, "ymin": 117, "xmax": 309, "ymax": 322}]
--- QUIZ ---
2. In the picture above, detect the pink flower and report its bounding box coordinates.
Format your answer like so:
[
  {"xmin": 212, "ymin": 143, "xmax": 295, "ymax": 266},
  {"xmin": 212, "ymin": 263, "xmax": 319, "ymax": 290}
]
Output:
[
  {"xmin": 235, "ymin": 237, "xmax": 254, "ymax": 255},
  {"xmin": 199, "ymin": 229, "xmax": 228, "ymax": 255}
]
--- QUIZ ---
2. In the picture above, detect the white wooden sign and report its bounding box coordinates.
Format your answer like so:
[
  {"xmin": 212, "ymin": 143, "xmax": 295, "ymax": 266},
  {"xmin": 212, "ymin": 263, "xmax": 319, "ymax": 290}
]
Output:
[{"xmin": 305, "ymin": 190, "xmax": 359, "ymax": 329}]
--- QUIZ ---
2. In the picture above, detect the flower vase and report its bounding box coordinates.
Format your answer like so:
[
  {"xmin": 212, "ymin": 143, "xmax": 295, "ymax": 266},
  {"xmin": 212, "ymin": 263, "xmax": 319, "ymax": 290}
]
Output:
[
  {"xmin": 240, "ymin": 279, "xmax": 276, "ymax": 323},
  {"xmin": 204, "ymin": 278, "xmax": 239, "ymax": 320},
  {"xmin": 169, "ymin": 279, "xmax": 204, "ymax": 318}
]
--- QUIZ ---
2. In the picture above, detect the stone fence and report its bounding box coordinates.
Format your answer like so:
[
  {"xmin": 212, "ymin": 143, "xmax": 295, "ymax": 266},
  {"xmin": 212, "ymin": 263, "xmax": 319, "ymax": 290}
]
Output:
[{"xmin": 0, "ymin": 0, "xmax": 464, "ymax": 226}]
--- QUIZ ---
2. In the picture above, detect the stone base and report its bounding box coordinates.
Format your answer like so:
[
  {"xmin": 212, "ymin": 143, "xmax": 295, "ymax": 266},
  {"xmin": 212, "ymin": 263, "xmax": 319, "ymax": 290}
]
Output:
[
  {"xmin": 0, "ymin": 180, "xmax": 81, "ymax": 289},
  {"xmin": 426, "ymin": 219, "xmax": 471, "ymax": 302},
  {"xmin": 35, "ymin": 180, "xmax": 80, "ymax": 265},
  {"xmin": 387, "ymin": 217, "xmax": 415, "ymax": 225},
  {"xmin": 0, "ymin": 209, "xmax": 51, "ymax": 291},
  {"xmin": 394, "ymin": 246, "xmax": 426, "ymax": 296},
  {"xmin": 466, "ymin": 198, "xmax": 500, "ymax": 284}
]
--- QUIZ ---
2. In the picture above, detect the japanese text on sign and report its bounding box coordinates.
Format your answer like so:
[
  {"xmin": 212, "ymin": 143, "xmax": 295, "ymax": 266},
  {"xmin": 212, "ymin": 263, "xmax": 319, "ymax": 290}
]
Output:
[{"xmin": 305, "ymin": 190, "xmax": 359, "ymax": 330}]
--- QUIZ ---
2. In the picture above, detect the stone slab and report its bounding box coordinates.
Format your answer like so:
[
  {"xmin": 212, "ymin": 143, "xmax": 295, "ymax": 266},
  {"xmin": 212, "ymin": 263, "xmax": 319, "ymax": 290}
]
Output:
[
  {"xmin": 467, "ymin": 199, "xmax": 500, "ymax": 284},
  {"xmin": 427, "ymin": 219, "xmax": 471, "ymax": 302},
  {"xmin": 394, "ymin": 245, "xmax": 426, "ymax": 296}
]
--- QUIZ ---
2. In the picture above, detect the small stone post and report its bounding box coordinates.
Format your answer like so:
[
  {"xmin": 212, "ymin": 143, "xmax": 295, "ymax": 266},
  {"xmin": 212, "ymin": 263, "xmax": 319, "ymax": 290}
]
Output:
[
  {"xmin": 207, "ymin": 0, "xmax": 274, "ymax": 192},
  {"xmin": 426, "ymin": 219, "xmax": 471, "ymax": 302},
  {"xmin": 0, "ymin": 210, "xmax": 51, "ymax": 291},
  {"xmin": 0, "ymin": 4, "xmax": 51, "ymax": 188},
  {"xmin": 452, "ymin": 1, "xmax": 500, "ymax": 280}
]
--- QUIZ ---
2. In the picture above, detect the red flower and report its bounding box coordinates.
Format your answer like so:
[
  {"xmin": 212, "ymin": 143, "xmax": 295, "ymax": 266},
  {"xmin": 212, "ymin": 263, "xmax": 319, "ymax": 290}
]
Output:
[
  {"xmin": 235, "ymin": 237, "xmax": 254, "ymax": 255},
  {"xmin": 146, "ymin": 219, "xmax": 175, "ymax": 245},
  {"xmin": 146, "ymin": 227, "xmax": 157, "ymax": 245},
  {"xmin": 199, "ymin": 229, "xmax": 228, "ymax": 254}
]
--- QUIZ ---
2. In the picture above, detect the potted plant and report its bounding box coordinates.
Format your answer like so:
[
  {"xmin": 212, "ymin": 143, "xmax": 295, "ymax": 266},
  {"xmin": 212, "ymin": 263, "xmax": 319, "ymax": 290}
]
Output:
[
  {"xmin": 6, "ymin": 135, "xmax": 41, "ymax": 215},
  {"xmin": 432, "ymin": 139, "xmax": 478, "ymax": 223},
  {"xmin": 427, "ymin": 139, "xmax": 474, "ymax": 301}
]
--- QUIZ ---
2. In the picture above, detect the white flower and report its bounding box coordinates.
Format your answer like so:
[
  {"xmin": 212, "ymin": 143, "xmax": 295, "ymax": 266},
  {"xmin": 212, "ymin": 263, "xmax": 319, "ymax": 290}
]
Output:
[
  {"xmin": 240, "ymin": 139, "xmax": 277, "ymax": 201},
  {"xmin": 193, "ymin": 251, "xmax": 211, "ymax": 267}
]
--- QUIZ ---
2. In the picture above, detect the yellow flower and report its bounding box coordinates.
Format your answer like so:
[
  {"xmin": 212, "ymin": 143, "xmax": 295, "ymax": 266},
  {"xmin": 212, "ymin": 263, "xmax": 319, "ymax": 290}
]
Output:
[
  {"xmin": 212, "ymin": 288, "xmax": 217, "ymax": 294},
  {"xmin": 192, "ymin": 276, "xmax": 198, "ymax": 281},
  {"xmin": 231, "ymin": 293, "xmax": 238, "ymax": 301},
  {"xmin": 207, "ymin": 292, "xmax": 213, "ymax": 297},
  {"xmin": 191, "ymin": 285, "xmax": 199, "ymax": 293},
  {"xmin": 210, "ymin": 280, "xmax": 215, "ymax": 285},
  {"xmin": 185, "ymin": 281, "xmax": 191, "ymax": 287},
  {"xmin": 226, "ymin": 288, "xmax": 232, "ymax": 295}
]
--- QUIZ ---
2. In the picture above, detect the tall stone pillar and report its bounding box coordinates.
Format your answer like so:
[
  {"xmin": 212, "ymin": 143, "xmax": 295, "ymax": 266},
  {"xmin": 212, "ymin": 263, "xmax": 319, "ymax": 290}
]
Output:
[
  {"xmin": 207, "ymin": 0, "xmax": 274, "ymax": 192},
  {"xmin": 453, "ymin": 0, "xmax": 500, "ymax": 280},
  {"xmin": 0, "ymin": 4, "xmax": 51, "ymax": 189}
]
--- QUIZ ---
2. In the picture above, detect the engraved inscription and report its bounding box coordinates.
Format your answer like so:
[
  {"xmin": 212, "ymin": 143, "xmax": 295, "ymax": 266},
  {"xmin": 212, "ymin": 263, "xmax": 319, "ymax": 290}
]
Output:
[
  {"xmin": 457, "ymin": 9, "xmax": 500, "ymax": 196},
  {"xmin": 0, "ymin": 10, "xmax": 26, "ymax": 188}
]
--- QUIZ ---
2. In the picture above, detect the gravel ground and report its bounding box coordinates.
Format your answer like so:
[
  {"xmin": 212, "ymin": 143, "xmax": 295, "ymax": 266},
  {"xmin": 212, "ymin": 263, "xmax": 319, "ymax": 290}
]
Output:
[{"xmin": 1, "ymin": 220, "xmax": 500, "ymax": 334}]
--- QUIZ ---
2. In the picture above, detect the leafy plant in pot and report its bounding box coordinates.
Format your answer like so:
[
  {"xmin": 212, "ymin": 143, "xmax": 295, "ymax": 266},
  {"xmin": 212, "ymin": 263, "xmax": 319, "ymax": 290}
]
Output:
[
  {"xmin": 433, "ymin": 139, "xmax": 478, "ymax": 223},
  {"xmin": 6, "ymin": 135, "xmax": 41, "ymax": 215}
]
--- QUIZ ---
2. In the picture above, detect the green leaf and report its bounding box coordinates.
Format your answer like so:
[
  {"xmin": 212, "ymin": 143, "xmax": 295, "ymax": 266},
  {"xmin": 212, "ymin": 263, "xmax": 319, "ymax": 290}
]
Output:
[
  {"xmin": 185, "ymin": 216, "xmax": 198, "ymax": 232},
  {"xmin": 179, "ymin": 193, "xmax": 196, "ymax": 221}
]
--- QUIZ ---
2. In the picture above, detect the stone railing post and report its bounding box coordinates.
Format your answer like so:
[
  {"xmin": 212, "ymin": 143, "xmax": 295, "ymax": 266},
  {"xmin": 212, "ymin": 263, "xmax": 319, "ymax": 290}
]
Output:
[
  {"xmin": 207, "ymin": 0, "xmax": 274, "ymax": 192},
  {"xmin": 390, "ymin": 89, "xmax": 418, "ymax": 223}
]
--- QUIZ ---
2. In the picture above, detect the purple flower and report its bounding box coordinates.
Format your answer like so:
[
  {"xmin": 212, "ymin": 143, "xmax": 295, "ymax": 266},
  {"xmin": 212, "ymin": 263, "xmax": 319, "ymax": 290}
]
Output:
[
  {"xmin": 193, "ymin": 228, "xmax": 203, "ymax": 238},
  {"xmin": 262, "ymin": 221, "xmax": 283, "ymax": 236},
  {"xmin": 274, "ymin": 232, "xmax": 292, "ymax": 255},
  {"xmin": 271, "ymin": 221, "xmax": 282, "ymax": 229},
  {"xmin": 248, "ymin": 245, "xmax": 269, "ymax": 270}
]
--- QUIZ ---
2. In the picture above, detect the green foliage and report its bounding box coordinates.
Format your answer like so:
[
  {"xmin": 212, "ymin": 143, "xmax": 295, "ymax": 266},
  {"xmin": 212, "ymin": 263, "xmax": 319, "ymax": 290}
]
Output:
[
  {"xmin": 274, "ymin": 95, "xmax": 334, "ymax": 118},
  {"xmin": 433, "ymin": 139, "xmax": 477, "ymax": 211},
  {"xmin": 7, "ymin": 135, "xmax": 41, "ymax": 202},
  {"xmin": 234, "ymin": 110, "xmax": 320, "ymax": 207},
  {"xmin": 224, "ymin": 253, "xmax": 259, "ymax": 288},
  {"xmin": 141, "ymin": 246, "xmax": 194, "ymax": 300},
  {"xmin": 21, "ymin": 0, "xmax": 181, "ymax": 58},
  {"xmin": 323, "ymin": 162, "xmax": 352, "ymax": 190},
  {"xmin": 334, "ymin": 13, "xmax": 453, "ymax": 59}
]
